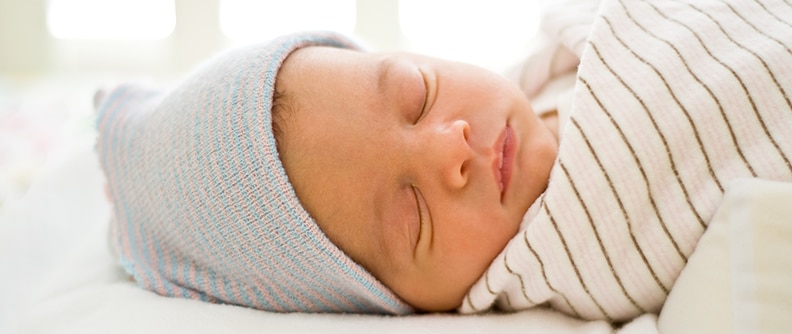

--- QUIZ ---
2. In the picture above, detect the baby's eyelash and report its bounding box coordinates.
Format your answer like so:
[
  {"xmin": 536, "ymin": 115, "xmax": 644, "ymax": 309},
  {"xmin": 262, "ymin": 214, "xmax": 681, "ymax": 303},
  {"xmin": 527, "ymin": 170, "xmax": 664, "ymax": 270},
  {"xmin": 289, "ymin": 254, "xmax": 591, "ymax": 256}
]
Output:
[
  {"xmin": 410, "ymin": 184, "xmax": 423, "ymax": 250},
  {"xmin": 415, "ymin": 68, "xmax": 429, "ymax": 124}
]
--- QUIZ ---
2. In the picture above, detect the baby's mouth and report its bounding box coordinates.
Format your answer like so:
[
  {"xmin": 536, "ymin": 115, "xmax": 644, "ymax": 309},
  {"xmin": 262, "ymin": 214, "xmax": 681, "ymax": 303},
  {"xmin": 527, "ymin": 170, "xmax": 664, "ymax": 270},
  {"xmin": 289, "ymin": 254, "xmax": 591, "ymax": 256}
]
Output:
[{"xmin": 494, "ymin": 125, "xmax": 515, "ymax": 201}]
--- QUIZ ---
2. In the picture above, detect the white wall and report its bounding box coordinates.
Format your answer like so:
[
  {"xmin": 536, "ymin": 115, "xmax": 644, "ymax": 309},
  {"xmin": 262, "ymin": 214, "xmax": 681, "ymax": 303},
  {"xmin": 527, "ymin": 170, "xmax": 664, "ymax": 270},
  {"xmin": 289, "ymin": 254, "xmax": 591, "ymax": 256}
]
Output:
[
  {"xmin": 1, "ymin": 0, "xmax": 229, "ymax": 78},
  {"xmin": 0, "ymin": 0, "xmax": 52, "ymax": 76},
  {"xmin": 0, "ymin": 0, "xmax": 539, "ymax": 78}
]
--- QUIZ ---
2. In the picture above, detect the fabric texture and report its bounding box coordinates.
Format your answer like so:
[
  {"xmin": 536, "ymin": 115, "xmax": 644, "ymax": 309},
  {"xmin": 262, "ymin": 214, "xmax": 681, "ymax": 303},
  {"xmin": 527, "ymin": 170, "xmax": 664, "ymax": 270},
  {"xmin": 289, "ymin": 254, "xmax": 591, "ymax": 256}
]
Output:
[
  {"xmin": 94, "ymin": 31, "xmax": 412, "ymax": 314},
  {"xmin": 461, "ymin": 0, "xmax": 792, "ymax": 322}
]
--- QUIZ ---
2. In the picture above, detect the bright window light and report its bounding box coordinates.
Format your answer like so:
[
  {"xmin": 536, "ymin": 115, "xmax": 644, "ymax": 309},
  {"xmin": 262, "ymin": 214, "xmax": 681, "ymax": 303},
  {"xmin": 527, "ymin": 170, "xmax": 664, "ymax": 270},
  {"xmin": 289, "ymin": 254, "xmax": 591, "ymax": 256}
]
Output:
[
  {"xmin": 400, "ymin": 0, "xmax": 541, "ymax": 70},
  {"xmin": 220, "ymin": 0, "xmax": 356, "ymax": 42},
  {"xmin": 47, "ymin": 0, "xmax": 175, "ymax": 40}
]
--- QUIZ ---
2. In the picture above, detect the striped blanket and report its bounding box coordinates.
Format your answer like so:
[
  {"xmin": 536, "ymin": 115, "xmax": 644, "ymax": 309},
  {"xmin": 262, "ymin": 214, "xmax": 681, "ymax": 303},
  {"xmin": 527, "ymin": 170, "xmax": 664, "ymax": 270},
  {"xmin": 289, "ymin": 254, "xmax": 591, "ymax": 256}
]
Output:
[{"xmin": 460, "ymin": 0, "xmax": 792, "ymax": 322}]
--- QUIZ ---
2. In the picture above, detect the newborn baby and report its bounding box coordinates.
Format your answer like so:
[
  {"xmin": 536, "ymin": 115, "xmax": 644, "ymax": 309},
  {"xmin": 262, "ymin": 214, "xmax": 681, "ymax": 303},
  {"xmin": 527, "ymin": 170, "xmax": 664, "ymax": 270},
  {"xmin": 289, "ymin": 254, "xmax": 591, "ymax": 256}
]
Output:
[
  {"xmin": 96, "ymin": 29, "xmax": 557, "ymax": 315},
  {"xmin": 95, "ymin": 0, "xmax": 792, "ymax": 322}
]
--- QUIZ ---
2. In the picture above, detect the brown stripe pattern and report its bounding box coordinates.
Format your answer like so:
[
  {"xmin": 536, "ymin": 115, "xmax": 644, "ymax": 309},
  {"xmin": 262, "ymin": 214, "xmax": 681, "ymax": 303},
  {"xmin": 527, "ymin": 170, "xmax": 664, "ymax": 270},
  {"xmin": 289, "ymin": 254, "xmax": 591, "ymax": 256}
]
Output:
[{"xmin": 461, "ymin": 0, "xmax": 792, "ymax": 322}]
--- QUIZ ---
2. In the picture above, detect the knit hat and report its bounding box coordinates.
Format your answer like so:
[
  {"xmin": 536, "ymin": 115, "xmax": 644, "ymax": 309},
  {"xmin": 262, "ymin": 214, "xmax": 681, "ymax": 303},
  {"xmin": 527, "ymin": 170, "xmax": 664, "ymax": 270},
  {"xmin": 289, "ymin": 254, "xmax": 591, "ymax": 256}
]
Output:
[{"xmin": 95, "ymin": 31, "xmax": 413, "ymax": 314}]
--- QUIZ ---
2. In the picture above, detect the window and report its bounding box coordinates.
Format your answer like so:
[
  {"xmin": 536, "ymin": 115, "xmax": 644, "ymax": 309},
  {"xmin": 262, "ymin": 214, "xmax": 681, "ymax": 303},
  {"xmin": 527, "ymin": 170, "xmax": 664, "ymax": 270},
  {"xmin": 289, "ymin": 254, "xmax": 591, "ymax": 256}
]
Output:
[
  {"xmin": 47, "ymin": 0, "xmax": 175, "ymax": 40},
  {"xmin": 399, "ymin": 0, "xmax": 541, "ymax": 70},
  {"xmin": 220, "ymin": 0, "xmax": 356, "ymax": 42}
]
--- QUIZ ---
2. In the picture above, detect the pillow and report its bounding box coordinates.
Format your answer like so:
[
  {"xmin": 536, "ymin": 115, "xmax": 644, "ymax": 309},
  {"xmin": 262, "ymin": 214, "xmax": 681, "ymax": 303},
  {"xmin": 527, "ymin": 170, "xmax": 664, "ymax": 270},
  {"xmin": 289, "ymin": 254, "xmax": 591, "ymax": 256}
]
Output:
[{"xmin": 658, "ymin": 178, "xmax": 792, "ymax": 334}]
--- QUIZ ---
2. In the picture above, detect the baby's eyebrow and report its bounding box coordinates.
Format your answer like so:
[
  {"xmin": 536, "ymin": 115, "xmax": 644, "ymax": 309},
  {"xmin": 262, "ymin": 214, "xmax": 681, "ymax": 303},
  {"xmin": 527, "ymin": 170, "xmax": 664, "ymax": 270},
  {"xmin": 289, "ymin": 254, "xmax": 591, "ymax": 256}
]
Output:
[{"xmin": 376, "ymin": 57, "xmax": 396, "ymax": 96}]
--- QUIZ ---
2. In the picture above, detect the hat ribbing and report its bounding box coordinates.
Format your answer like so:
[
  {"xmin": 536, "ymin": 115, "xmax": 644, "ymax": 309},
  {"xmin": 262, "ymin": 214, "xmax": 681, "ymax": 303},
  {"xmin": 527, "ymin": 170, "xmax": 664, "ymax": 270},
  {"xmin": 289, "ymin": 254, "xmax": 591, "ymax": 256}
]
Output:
[{"xmin": 95, "ymin": 31, "xmax": 413, "ymax": 314}]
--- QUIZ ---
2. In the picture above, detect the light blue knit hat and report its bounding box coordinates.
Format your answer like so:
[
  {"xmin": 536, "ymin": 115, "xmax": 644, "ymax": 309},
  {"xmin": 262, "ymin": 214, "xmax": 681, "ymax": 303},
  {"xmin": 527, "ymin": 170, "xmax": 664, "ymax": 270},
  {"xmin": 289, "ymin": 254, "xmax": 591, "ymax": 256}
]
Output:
[{"xmin": 95, "ymin": 31, "xmax": 413, "ymax": 314}]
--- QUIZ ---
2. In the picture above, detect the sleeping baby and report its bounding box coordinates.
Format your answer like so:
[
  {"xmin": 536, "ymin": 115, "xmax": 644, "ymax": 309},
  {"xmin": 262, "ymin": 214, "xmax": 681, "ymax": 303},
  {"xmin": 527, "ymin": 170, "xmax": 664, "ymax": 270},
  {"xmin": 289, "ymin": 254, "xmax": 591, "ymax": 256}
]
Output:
[{"xmin": 95, "ymin": 0, "xmax": 792, "ymax": 322}]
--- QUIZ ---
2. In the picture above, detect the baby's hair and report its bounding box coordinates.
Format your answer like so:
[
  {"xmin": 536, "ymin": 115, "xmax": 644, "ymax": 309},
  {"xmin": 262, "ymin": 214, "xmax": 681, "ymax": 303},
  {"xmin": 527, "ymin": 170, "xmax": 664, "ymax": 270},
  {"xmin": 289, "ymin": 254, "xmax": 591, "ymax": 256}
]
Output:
[{"xmin": 271, "ymin": 89, "xmax": 292, "ymax": 149}]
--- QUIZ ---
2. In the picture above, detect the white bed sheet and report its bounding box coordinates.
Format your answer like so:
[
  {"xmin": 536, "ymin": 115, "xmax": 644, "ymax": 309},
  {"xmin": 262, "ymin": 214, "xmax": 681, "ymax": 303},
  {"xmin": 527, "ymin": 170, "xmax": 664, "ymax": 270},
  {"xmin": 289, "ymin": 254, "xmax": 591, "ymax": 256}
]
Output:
[
  {"xmin": 6, "ymin": 139, "xmax": 791, "ymax": 333},
  {"xmin": 1, "ymin": 144, "xmax": 658, "ymax": 333}
]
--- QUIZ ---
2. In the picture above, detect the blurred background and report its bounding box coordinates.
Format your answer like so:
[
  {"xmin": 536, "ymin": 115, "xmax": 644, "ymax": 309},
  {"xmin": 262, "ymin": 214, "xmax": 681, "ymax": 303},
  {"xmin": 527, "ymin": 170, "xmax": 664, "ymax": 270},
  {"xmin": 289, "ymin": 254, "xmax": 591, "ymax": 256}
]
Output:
[{"xmin": 0, "ymin": 0, "xmax": 542, "ymax": 213}]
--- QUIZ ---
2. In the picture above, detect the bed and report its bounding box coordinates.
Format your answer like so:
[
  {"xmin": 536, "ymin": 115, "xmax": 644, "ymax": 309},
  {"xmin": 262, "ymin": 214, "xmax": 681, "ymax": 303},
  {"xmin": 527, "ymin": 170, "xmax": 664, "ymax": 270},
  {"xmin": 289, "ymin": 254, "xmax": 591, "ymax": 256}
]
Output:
[{"xmin": 2, "ymin": 141, "xmax": 791, "ymax": 333}]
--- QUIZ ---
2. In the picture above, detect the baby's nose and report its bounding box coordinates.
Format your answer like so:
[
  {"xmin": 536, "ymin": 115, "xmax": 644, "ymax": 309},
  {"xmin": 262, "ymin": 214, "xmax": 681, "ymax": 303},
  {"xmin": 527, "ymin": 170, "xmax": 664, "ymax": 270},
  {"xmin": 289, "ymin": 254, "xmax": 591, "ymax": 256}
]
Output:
[{"xmin": 423, "ymin": 119, "xmax": 472, "ymax": 189}]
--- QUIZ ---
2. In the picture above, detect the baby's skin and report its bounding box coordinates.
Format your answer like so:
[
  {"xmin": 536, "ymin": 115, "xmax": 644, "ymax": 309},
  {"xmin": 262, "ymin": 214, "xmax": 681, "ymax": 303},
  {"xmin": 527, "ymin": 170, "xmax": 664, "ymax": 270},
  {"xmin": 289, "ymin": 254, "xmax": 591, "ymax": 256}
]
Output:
[{"xmin": 274, "ymin": 46, "xmax": 559, "ymax": 312}]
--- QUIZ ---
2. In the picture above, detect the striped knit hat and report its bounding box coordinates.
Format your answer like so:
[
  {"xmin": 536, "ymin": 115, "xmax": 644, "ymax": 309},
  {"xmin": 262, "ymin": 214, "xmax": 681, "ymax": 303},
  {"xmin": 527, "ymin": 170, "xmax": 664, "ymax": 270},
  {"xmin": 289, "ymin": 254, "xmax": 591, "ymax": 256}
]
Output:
[{"xmin": 95, "ymin": 31, "xmax": 413, "ymax": 314}]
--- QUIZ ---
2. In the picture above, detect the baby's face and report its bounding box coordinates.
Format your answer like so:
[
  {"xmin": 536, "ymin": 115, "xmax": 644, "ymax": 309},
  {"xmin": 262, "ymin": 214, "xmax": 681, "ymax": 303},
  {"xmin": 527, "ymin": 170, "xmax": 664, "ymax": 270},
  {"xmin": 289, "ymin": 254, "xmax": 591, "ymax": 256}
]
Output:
[{"xmin": 275, "ymin": 46, "xmax": 557, "ymax": 312}]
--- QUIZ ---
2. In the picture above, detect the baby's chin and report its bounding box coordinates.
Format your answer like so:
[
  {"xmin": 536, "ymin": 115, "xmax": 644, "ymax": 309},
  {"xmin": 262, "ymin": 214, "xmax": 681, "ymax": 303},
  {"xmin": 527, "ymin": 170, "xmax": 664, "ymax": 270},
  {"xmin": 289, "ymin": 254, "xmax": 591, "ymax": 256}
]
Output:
[{"xmin": 511, "ymin": 130, "xmax": 557, "ymax": 216}]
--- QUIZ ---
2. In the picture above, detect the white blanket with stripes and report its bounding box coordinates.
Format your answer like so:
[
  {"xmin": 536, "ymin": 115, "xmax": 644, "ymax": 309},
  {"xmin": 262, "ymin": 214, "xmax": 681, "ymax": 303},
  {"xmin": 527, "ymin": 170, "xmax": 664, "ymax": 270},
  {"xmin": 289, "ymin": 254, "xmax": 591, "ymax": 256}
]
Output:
[{"xmin": 461, "ymin": 0, "xmax": 792, "ymax": 322}]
